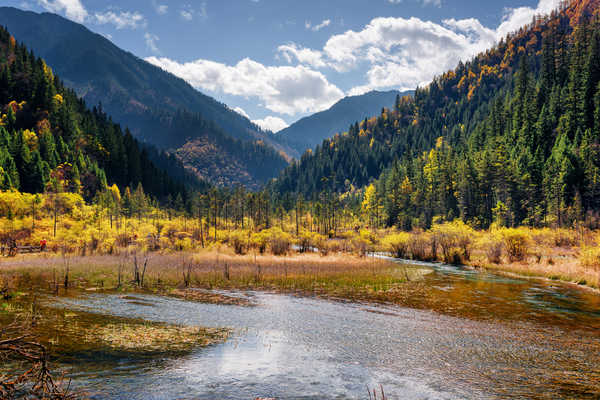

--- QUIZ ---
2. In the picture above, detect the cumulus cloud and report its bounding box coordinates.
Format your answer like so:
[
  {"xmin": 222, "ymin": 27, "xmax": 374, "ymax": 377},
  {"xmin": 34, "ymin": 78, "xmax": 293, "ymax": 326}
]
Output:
[
  {"xmin": 155, "ymin": 4, "xmax": 168, "ymax": 15},
  {"xmin": 233, "ymin": 107, "xmax": 250, "ymax": 119},
  {"xmin": 37, "ymin": 0, "xmax": 148, "ymax": 30},
  {"xmin": 252, "ymin": 116, "xmax": 289, "ymax": 133},
  {"xmin": 94, "ymin": 10, "xmax": 146, "ymax": 30},
  {"xmin": 277, "ymin": 43, "xmax": 327, "ymax": 69},
  {"xmin": 280, "ymin": 0, "xmax": 561, "ymax": 94},
  {"xmin": 496, "ymin": 0, "xmax": 561, "ymax": 39},
  {"xmin": 37, "ymin": 0, "xmax": 87, "ymax": 22},
  {"xmin": 145, "ymin": 56, "xmax": 344, "ymax": 116}
]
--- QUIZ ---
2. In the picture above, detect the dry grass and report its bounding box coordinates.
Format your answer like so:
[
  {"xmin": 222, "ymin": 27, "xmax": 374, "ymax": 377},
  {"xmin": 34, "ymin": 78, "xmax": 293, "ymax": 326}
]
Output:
[
  {"xmin": 0, "ymin": 249, "xmax": 417, "ymax": 301},
  {"xmin": 470, "ymin": 247, "xmax": 600, "ymax": 289}
]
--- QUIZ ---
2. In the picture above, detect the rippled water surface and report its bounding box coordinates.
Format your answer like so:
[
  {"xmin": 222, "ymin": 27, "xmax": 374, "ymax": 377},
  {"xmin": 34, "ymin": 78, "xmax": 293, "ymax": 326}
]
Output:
[{"xmin": 50, "ymin": 260, "xmax": 600, "ymax": 399}]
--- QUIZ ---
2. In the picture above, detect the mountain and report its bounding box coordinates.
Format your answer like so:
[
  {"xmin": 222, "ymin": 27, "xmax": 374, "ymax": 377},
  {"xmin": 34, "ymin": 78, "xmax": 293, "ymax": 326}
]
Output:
[
  {"xmin": 0, "ymin": 7, "xmax": 289, "ymax": 187},
  {"xmin": 0, "ymin": 25, "xmax": 192, "ymax": 202},
  {"xmin": 275, "ymin": 90, "xmax": 413, "ymax": 157},
  {"xmin": 272, "ymin": 0, "xmax": 600, "ymax": 229}
]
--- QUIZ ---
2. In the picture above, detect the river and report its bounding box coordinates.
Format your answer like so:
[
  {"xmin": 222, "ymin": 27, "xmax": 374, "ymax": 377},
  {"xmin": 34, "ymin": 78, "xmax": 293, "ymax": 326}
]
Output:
[{"xmin": 48, "ymin": 259, "xmax": 600, "ymax": 399}]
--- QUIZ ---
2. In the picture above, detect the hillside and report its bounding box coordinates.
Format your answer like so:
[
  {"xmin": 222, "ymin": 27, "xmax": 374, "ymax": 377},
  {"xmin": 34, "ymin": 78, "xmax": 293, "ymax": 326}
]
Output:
[
  {"xmin": 276, "ymin": 90, "xmax": 412, "ymax": 157},
  {"xmin": 0, "ymin": 7, "xmax": 289, "ymax": 187},
  {"xmin": 0, "ymin": 26, "xmax": 192, "ymax": 202},
  {"xmin": 272, "ymin": 0, "xmax": 600, "ymax": 229}
]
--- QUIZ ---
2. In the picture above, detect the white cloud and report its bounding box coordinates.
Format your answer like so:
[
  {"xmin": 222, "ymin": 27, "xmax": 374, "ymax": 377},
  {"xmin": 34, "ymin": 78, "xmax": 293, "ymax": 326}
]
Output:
[
  {"xmin": 305, "ymin": 19, "xmax": 331, "ymax": 32},
  {"xmin": 180, "ymin": 9, "xmax": 193, "ymax": 21},
  {"xmin": 233, "ymin": 107, "xmax": 250, "ymax": 119},
  {"xmin": 496, "ymin": 0, "xmax": 561, "ymax": 39},
  {"xmin": 94, "ymin": 10, "xmax": 146, "ymax": 30},
  {"xmin": 281, "ymin": 0, "xmax": 561, "ymax": 94},
  {"xmin": 37, "ymin": 0, "xmax": 88, "ymax": 22},
  {"xmin": 277, "ymin": 43, "xmax": 327, "ymax": 69},
  {"xmin": 252, "ymin": 116, "xmax": 289, "ymax": 133},
  {"xmin": 155, "ymin": 4, "xmax": 168, "ymax": 15},
  {"xmin": 180, "ymin": 2, "xmax": 206, "ymax": 21},
  {"xmin": 388, "ymin": 0, "xmax": 442, "ymax": 6},
  {"xmin": 145, "ymin": 56, "xmax": 344, "ymax": 116},
  {"xmin": 144, "ymin": 33, "xmax": 160, "ymax": 54}
]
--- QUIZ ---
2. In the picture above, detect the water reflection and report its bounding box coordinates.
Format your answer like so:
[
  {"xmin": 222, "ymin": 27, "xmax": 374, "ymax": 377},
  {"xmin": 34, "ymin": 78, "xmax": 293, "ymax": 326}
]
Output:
[{"xmin": 46, "ymin": 259, "xmax": 600, "ymax": 400}]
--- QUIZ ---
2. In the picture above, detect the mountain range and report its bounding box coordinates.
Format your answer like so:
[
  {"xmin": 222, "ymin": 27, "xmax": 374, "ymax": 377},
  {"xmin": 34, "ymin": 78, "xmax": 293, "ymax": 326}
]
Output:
[
  {"xmin": 276, "ymin": 90, "xmax": 413, "ymax": 157},
  {"xmin": 0, "ymin": 6, "xmax": 290, "ymax": 188}
]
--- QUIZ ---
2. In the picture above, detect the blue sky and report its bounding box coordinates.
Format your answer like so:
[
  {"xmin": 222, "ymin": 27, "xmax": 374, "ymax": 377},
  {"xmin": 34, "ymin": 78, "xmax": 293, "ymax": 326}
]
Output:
[{"xmin": 9, "ymin": 0, "xmax": 560, "ymax": 132}]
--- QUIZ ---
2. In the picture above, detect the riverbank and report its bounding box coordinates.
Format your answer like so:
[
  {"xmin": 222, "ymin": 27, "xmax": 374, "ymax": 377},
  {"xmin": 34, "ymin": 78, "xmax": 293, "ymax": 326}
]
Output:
[
  {"xmin": 378, "ymin": 224, "xmax": 600, "ymax": 290},
  {"xmin": 0, "ymin": 250, "xmax": 429, "ymax": 305}
]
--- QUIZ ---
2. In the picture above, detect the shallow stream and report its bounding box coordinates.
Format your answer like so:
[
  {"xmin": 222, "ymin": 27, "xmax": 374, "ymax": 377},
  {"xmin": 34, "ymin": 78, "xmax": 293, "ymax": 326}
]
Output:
[{"xmin": 47, "ymin": 260, "xmax": 600, "ymax": 399}]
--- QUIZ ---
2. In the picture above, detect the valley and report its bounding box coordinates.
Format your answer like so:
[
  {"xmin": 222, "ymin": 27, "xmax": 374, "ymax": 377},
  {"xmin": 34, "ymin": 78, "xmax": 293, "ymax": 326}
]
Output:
[{"xmin": 1, "ymin": 0, "xmax": 600, "ymax": 398}]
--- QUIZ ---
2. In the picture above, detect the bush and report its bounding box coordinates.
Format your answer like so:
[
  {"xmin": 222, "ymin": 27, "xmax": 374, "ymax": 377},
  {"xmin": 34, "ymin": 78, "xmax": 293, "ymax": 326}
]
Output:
[
  {"xmin": 431, "ymin": 221, "xmax": 474, "ymax": 264},
  {"xmin": 580, "ymin": 247, "xmax": 600, "ymax": 270},
  {"xmin": 409, "ymin": 233, "xmax": 431, "ymax": 261},
  {"xmin": 350, "ymin": 236, "xmax": 371, "ymax": 257},
  {"xmin": 270, "ymin": 236, "xmax": 290, "ymax": 256},
  {"xmin": 382, "ymin": 232, "xmax": 411, "ymax": 259},
  {"xmin": 501, "ymin": 229, "xmax": 530, "ymax": 262},
  {"xmin": 228, "ymin": 231, "xmax": 249, "ymax": 255},
  {"xmin": 250, "ymin": 232, "xmax": 267, "ymax": 254},
  {"xmin": 552, "ymin": 229, "xmax": 578, "ymax": 248},
  {"xmin": 481, "ymin": 237, "xmax": 503, "ymax": 264},
  {"xmin": 297, "ymin": 231, "xmax": 325, "ymax": 253},
  {"xmin": 252, "ymin": 227, "xmax": 292, "ymax": 256}
]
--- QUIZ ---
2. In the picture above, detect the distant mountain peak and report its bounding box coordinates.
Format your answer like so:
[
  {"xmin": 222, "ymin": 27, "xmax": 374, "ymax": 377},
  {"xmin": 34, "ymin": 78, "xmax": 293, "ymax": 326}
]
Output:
[{"xmin": 275, "ymin": 89, "xmax": 413, "ymax": 157}]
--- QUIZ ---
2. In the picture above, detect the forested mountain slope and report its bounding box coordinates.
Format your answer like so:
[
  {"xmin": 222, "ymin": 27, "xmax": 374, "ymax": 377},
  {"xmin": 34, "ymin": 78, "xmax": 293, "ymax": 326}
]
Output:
[
  {"xmin": 276, "ymin": 90, "xmax": 412, "ymax": 157},
  {"xmin": 272, "ymin": 0, "xmax": 600, "ymax": 229},
  {"xmin": 0, "ymin": 26, "xmax": 193, "ymax": 202},
  {"xmin": 0, "ymin": 7, "xmax": 289, "ymax": 188}
]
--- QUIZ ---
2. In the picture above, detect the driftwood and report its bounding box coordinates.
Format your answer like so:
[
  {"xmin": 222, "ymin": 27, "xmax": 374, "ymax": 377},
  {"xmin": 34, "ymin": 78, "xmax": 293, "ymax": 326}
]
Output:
[{"xmin": 0, "ymin": 322, "xmax": 75, "ymax": 399}]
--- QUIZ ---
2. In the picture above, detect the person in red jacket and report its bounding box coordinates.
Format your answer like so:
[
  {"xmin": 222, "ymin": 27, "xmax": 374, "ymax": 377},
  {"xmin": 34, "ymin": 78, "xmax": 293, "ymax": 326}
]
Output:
[{"xmin": 40, "ymin": 239, "xmax": 47, "ymax": 252}]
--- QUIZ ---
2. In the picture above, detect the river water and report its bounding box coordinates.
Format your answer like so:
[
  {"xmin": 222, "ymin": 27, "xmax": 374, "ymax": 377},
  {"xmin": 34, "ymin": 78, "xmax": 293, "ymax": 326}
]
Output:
[{"xmin": 49, "ymin": 260, "xmax": 600, "ymax": 399}]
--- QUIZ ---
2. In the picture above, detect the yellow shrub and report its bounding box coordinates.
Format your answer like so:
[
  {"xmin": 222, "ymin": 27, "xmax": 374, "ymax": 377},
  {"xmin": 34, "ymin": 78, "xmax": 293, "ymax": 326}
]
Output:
[
  {"xmin": 264, "ymin": 227, "xmax": 292, "ymax": 256},
  {"xmin": 297, "ymin": 230, "xmax": 325, "ymax": 253},
  {"xmin": 431, "ymin": 221, "xmax": 475, "ymax": 264},
  {"xmin": 500, "ymin": 228, "xmax": 530, "ymax": 262},
  {"xmin": 580, "ymin": 247, "xmax": 600, "ymax": 271},
  {"xmin": 382, "ymin": 232, "xmax": 411, "ymax": 259},
  {"xmin": 228, "ymin": 230, "xmax": 249, "ymax": 255},
  {"xmin": 478, "ymin": 234, "xmax": 504, "ymax": 264}
]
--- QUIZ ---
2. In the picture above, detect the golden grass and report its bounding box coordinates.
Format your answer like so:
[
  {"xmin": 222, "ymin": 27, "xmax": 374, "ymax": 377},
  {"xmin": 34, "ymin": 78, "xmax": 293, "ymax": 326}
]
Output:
[
  {"xmin": 470, "ymin": 249, "xmax": 600, "ymax": 289},
  {"xmin": 0, "ymin": 249, "xmax": 418, "ymax": 302}
]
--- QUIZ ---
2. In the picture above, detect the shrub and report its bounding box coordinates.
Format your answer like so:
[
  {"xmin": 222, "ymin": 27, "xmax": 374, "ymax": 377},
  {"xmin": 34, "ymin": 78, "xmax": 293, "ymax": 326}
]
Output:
[
  {"xmin": 580, "ymin": 247, "xmax": 600, "ymax": 271},
  {"xmin": 253, "ymin": 227, "xmax": 292, "ymax": 256},
  {"xmin": 270, "ymin": 236, "xmax": 290, "ymax": 256},
  {"xmin": 431, "ymin": 221, "xmax": 474, "ymax": 264},
  {"xmin": 501, "ymin": 229, "xmax": 530, "ymax": 262},
  {"xmin": 297, "ymin": 231, "xmax": 325, "ymax": 253},
  {"xmin": 228, "ymin": 231, "xmax": 249, "ymax": 255},
  {"xmin": 350, "ymin": 236, "xmax": 371, "ymax": 257},
  {"xmin": 250, "ymin": 232, "xmax": 267, "ymax": 254},
  {"xmin": 409, "ymin": 232, "xmax": 431, "ymax": 261},
  {"xmin": 382, "ymin": 232, "xmax": 411, "ymax": 259},
  {"xmin": 269, "ymin": 229, "xmax": 291, "ymax": 256},
  {"xmin": 482, "ymin": 237, "xmax": 503, "ymax": 264},
  {"xmin": 552, "ymin": 229, "xmax": 578, "ymax": 248}
]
